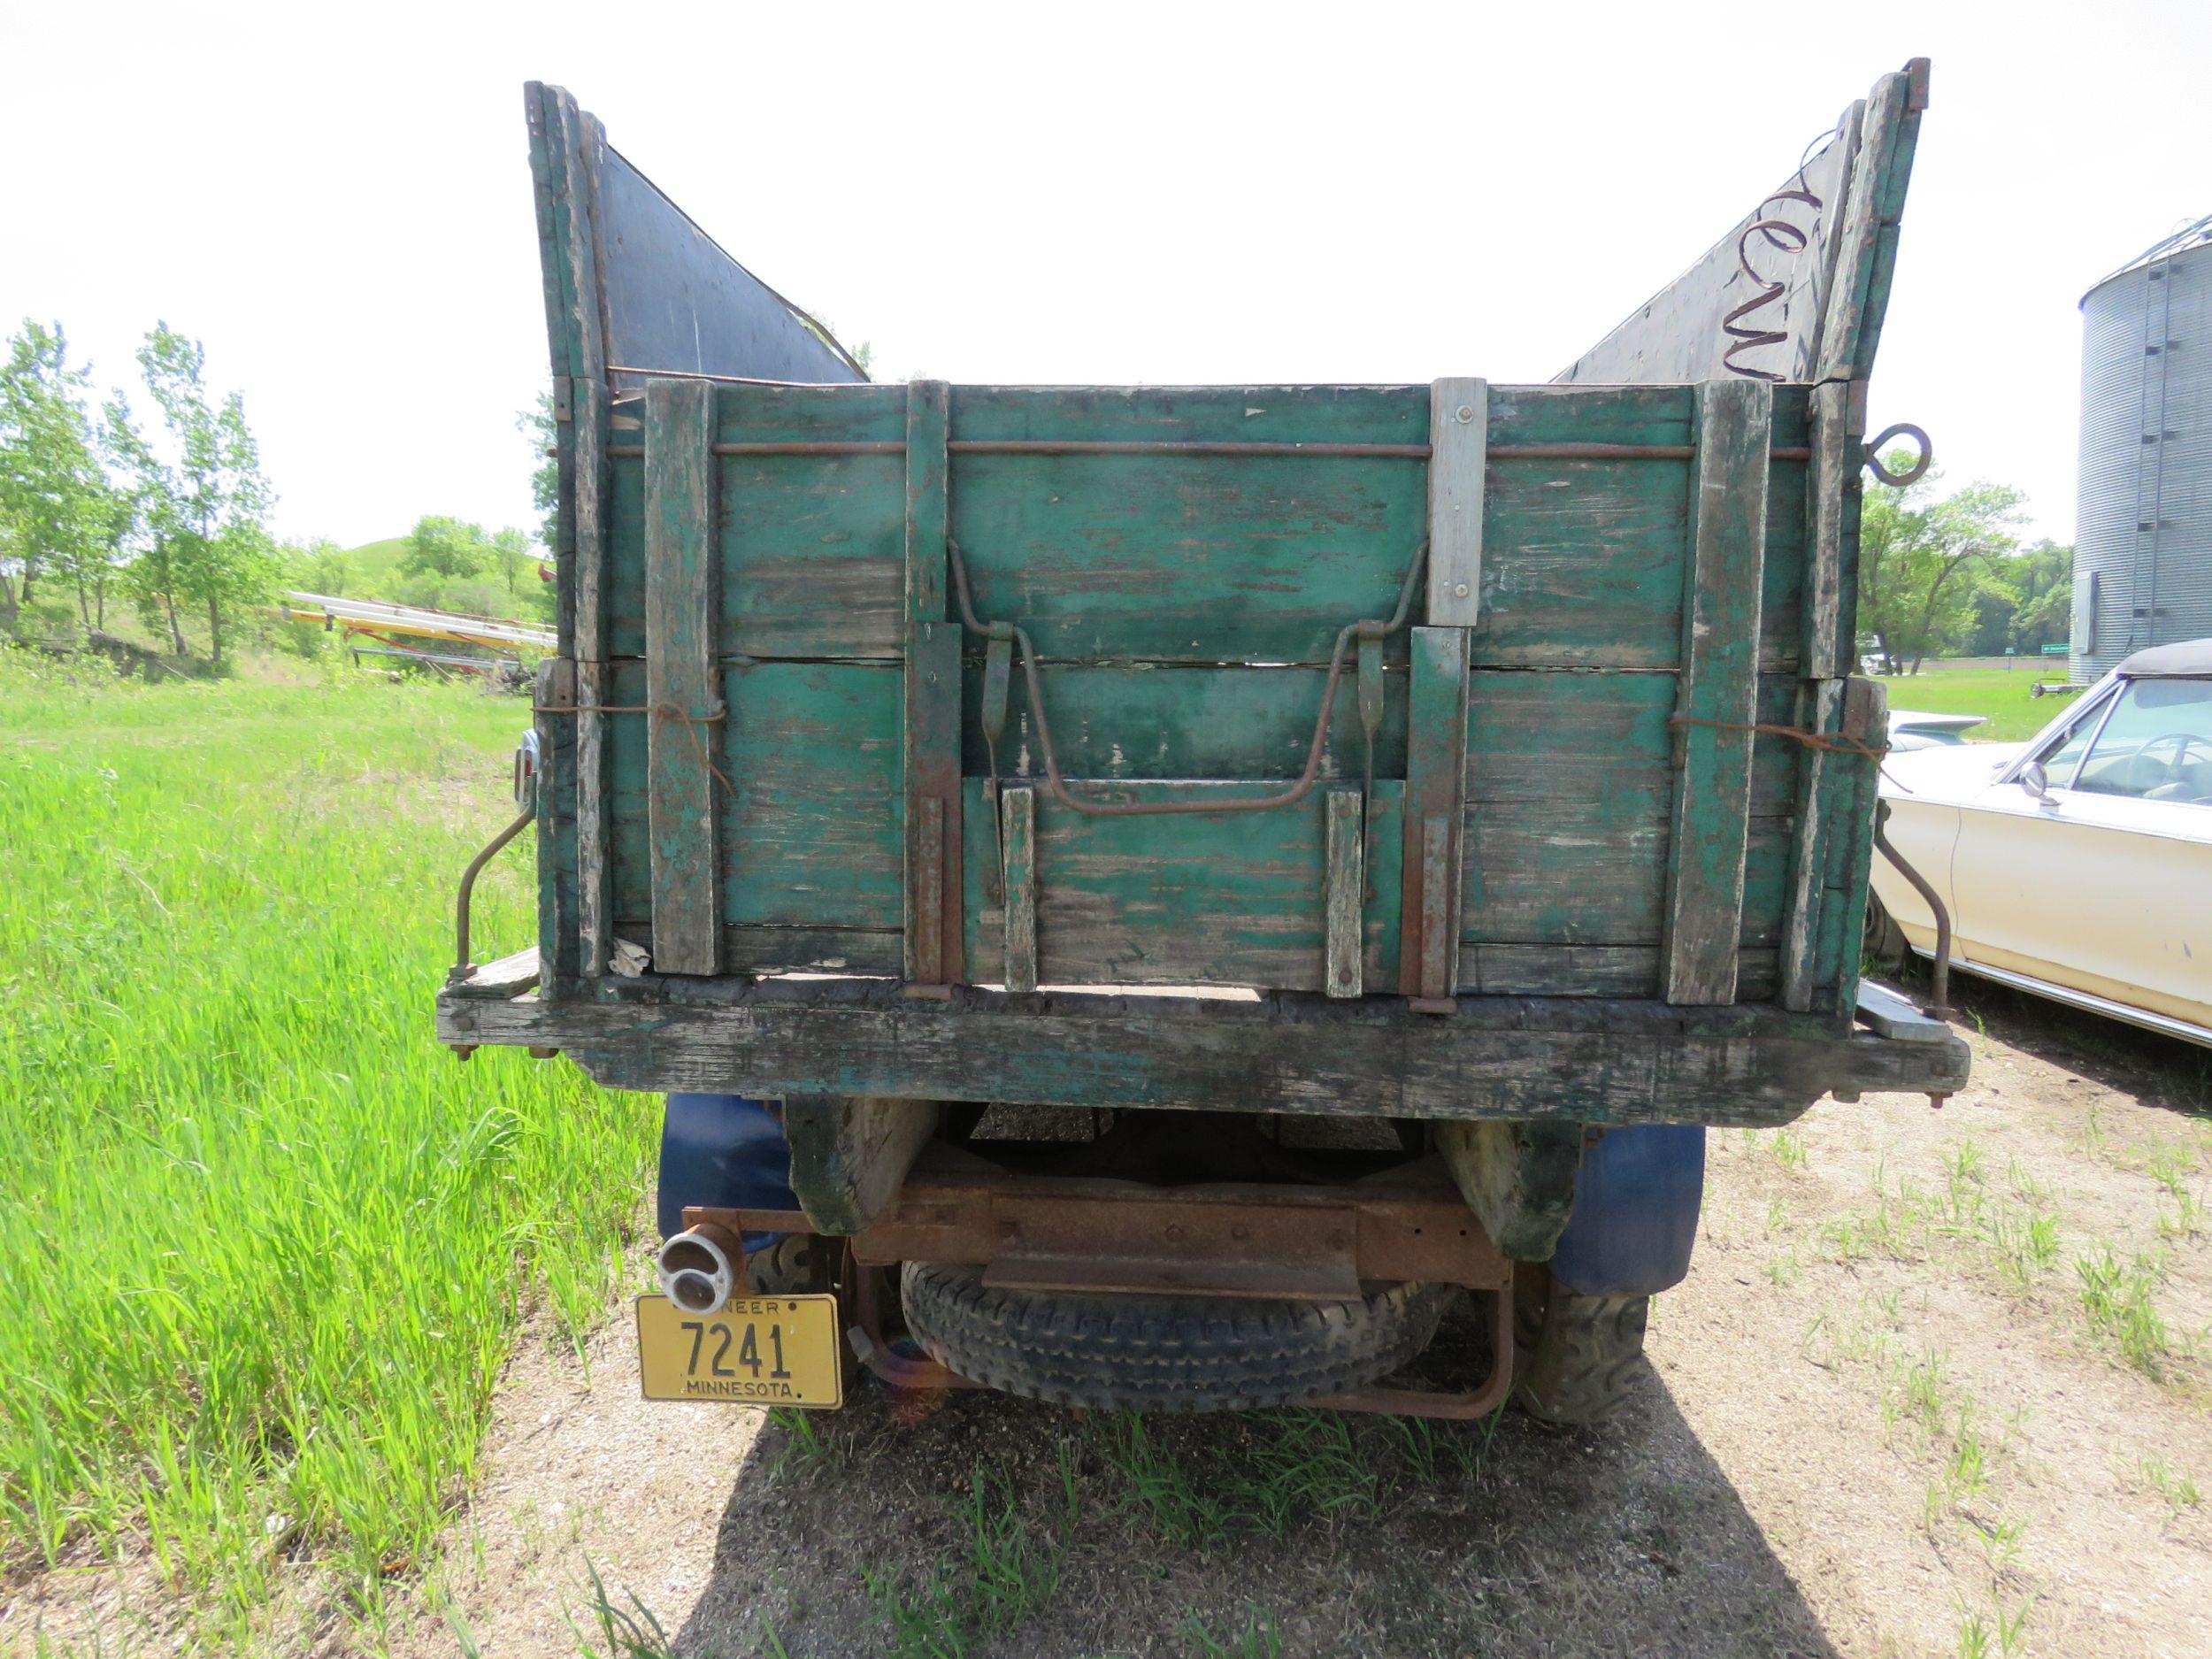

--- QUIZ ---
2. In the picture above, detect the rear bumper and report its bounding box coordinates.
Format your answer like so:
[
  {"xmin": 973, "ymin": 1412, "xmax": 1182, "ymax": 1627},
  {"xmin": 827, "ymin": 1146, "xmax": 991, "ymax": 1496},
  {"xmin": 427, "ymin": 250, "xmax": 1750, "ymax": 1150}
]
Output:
[{"xmin": 440, "ymin": 959, "xmax": 1970, "ymax": 1125}]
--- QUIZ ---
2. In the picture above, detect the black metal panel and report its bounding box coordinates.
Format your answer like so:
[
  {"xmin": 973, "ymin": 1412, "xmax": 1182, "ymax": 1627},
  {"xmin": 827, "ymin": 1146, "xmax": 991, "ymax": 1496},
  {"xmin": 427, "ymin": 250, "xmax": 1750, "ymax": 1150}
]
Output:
[{"xmin": 595, "ymin": 145, "xmax": 866, "ymax": 388}]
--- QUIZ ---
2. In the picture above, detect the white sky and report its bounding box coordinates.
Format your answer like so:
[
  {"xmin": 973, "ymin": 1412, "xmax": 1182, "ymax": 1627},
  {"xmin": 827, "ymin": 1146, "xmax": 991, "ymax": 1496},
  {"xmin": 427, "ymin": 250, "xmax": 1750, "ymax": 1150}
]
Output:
[{"xmin": 4, "ymin": 0, "xmax": 2202, "ymax": 552}]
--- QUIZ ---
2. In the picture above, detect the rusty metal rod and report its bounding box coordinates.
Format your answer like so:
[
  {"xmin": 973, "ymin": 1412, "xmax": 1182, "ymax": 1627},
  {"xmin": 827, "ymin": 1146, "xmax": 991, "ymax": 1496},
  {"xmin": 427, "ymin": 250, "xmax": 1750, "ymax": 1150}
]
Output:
[
  {"xmin": 946, "ymin": 534, "xmax": 1426, "ymax": 818},
  {"xmin": 1873, "ymin": 801, "xmax": 1952, "ymax": 1019},
  {"xmin": 450, "ymin": 787, "xmax": 536, "ymax": 983}
]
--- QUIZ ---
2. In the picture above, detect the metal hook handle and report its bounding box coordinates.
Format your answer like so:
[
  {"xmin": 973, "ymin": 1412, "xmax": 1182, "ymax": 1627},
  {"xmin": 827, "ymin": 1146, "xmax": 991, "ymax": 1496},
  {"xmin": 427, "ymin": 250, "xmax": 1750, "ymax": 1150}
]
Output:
[{"xmin": 1864, "ymin": 423, "xmax": 1932, "ymax": 487}]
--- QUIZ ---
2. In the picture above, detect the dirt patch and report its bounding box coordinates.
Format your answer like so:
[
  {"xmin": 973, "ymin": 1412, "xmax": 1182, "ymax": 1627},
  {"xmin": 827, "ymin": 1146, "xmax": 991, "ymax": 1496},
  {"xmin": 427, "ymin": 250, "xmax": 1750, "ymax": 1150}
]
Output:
[{"xmin": 18, "ymin": 980, "xmax": 2211, "ymax": 1657}]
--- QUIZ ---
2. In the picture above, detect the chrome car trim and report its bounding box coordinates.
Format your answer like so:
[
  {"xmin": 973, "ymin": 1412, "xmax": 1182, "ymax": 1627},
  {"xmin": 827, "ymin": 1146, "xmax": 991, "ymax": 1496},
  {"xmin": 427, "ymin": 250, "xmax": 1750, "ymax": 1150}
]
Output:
[{"xmin": 1907, "ymin": 943, "xmax": 2212, "ymax": 1050}]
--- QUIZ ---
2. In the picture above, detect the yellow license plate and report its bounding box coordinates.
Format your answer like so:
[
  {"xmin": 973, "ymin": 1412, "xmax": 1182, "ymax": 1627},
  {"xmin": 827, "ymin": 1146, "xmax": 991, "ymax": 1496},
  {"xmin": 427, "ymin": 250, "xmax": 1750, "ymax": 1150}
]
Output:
[{"xmin": 634, "ymin": 1294, "xmax": 844, "ymax": 1408}]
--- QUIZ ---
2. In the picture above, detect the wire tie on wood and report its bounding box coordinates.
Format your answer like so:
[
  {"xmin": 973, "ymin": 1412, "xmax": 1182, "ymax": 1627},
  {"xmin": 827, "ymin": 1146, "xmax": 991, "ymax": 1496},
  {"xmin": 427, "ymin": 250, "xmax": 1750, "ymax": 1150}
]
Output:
[
  {"xmin": 534, "ymin": 702, "xmax": 740, "ymax": 799},
  {"xmin": 1667, "ymin": 715, "xmax": 1912, "ymax": 793}
]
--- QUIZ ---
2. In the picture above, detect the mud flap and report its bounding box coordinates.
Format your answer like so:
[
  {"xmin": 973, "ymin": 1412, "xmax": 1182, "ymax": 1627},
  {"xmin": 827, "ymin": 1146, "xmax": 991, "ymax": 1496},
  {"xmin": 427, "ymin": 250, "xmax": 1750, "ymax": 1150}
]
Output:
[
  {"xmin": 1548, "ymin": 1125, "xmax": 1707, "ymax": 1296},
  {"xmin": 656, "ymin": 1093, "xmax": 799, "ymax": 1247}
]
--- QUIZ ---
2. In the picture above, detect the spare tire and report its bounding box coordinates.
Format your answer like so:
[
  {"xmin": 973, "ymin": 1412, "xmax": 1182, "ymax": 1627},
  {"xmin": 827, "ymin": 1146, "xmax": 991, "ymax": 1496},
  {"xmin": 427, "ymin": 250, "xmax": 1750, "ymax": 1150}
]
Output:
[{"xmin": 898, "ymin": 1262, "xmax": 1450, "ymax": 1411}]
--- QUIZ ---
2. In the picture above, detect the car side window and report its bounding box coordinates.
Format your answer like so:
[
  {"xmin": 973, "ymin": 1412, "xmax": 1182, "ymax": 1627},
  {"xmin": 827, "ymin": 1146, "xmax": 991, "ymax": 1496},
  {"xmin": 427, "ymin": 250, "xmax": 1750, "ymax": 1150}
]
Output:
[
  {"xmin": 2075, "ymin": 679, "xmax": 2212, "ymax": 804},
  {"xmin": 2033, "ymin": 692, "xmax": 2114, "ymax": 788}
]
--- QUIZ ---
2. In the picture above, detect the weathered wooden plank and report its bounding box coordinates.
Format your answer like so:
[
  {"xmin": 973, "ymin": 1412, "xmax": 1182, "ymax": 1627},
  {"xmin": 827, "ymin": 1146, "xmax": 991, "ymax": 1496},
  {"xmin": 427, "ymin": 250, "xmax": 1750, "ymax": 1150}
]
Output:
[
  {"xmin": 607, "ymin": 661, "xmax": 902, "ymax": 933},
  {"xmin": 1427, "ymin": 378, "xmax": 1487, "ymax": 625},
  {"xmin": 950, "ymin": 449, "xmax": 1424, "ymax": 664},
  {"xmin": 1801, "ymin": 382, "xmax": 1855, "ymax": 679},
  {"xmin": 642, "ymin": 377, "xmax": 722, "ymax": 975},
  {"xmin": 1816, "ymin": 66, "xmax": 1916, "ymax": 383},
  {"xmin": 959, "ymin": 780, "xmax": 1406, "ymax": 993},
  {"xmin": 443, "ymin": 979, "xmax": 1972, "ymax": 1126},
  {"xmin": 1466, "ymin": 671, "xmax": 1801, "ymax": 817},
  {"xmin": 1324, "ymin": 789, "xmax": 1363, "ymax": 999},
  {"xmin": 1824, "ymin": 675, "xmax": 1889, "ymax": 1023},
  {"xmin": 1780, "ymin": 677, "xmax": 1847, "ymax": 1011},
  {"xmin": 1457, "ymin": 944, "xmax": 1779, "ymax": 1001},
  {"xmin": 1434, "ymin": 1121, "xmax": 1584, "ymax": 1260},
  {"xmin": 1001, "ymin": 786, "xmax": 1037, "ymax": 993},
  {"xmin": 906, "ymin": 380, "xmax": 949, "ymax": 625},
  {"xmin": 783, "ymin": 1094, "xmax": 940, "ymax": 1234},
  {"xmin": 1470, "ymin": 455, "xmax": 1693, "ymax": 670},
  {"xmin": 1399, "ymin": 627, "xmax": 1471, "ymax": 1002},
  {"xmin": 904, "ymin": 622, "xmax": 964, "ymax": 983},
  {"xmin": 533, "ymin": 657, "xmax": 580, "ymax": 988},
  {"xmin": 600, "ymin": 381, "xmax": 1811, "ymax": 672},
  {"xmin": 572, "ymin": 377, "xmax": 614, "ymax": 978},
  {"xmin": 1464, "ymin": 812, "xmax": 1793, "ymax": 948},
  {"xmin": 963, "ymin": 662, "xmax": 1410, "ymax": 784},
  {"xmin": 1662, "ymin": 379, "xmax": 1772, "ymax": 1004}
]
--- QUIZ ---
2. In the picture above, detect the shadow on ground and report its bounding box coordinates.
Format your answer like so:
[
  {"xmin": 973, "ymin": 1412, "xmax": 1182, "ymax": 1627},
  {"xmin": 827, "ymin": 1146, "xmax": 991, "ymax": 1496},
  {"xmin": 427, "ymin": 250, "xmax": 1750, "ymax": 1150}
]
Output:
[{"xmin": 673, "ymin": 1313, "xmax": 1840, "ymax": 1659}]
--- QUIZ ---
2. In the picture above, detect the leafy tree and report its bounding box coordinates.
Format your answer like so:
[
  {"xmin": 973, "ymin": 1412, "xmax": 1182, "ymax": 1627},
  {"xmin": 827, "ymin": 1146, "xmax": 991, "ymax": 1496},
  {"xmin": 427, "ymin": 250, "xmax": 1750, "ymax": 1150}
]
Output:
[
  {"xmin": 488, "ymin": 525, "xmax": 532, "ymax": 597},
  {"xmin": 122, "ymin": 324, "xmax": 276, "ymax": 663},
  {"xmin": 0, "ymin": 320, "xmax": 116, "ymax": 630},
  {"xmin": 402, "ymin": 514, "xmax": 487, "ymax": 581},
  {"xmin": 287, "ymin": 536, "xmax": 352, "ymax": 596},
  {"xmin": 1856, "ymin": 463, "xmax": 2027, "ymax": 674},
  {"xmin": 519, "ymin": 394, "xmax": 557, "ymax": 555},
  {"xmin": 2002, "ymin": 539, "xmax": 2074, "ymax": 653}
]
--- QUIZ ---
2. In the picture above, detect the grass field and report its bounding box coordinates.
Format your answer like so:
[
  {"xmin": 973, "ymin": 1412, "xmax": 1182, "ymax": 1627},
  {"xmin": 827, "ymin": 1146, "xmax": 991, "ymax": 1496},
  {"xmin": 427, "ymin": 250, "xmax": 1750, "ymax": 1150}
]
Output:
[
  {"xmin": 1877, "ymin": 660, "xmax": 2076, "ymax": 743},
  {"xmin": 0, "ymin": 654, "xmax": 654, "ymax": 1640}
]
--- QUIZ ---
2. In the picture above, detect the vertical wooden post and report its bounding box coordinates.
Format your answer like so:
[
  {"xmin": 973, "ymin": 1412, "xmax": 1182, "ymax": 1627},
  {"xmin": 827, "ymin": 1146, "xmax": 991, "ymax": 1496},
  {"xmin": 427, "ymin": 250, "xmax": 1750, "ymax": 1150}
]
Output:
[
  {"xmin": 1662, "ymin": 379, "xmax": 1771, "ymax": 1005},
  {"xmin": 1824, "ymin": 674, "xmax": 1889, "ymax": 1023},
  {"xmin": 1001, "ymin": 785, "xmax": 1038, "ymax": 994},
  {"xmin": 903, "ymin": 380, "xmax": 964, "ymax": 988},
  {"xmin": 1781, "ymin": 382, "xmax": 1856, "ymax": 1010},
  {"xmin": 1323, "ymin": 788, "xmax": 1364, "ymax": 999},
  {"xmin": 572, "ymin": 376, "xmax": 613, "ymax": 979},
  {"xmin": 642, "ymin": 377, "xmax": 723, "ymax": 976},
  {"xmin": 1399, "ymin": 627, "xmax": 1472, "ymax": 1009},
  {"xmin": 1426, "ymin": 379, "xmax": 1487, "ymax": 626}
]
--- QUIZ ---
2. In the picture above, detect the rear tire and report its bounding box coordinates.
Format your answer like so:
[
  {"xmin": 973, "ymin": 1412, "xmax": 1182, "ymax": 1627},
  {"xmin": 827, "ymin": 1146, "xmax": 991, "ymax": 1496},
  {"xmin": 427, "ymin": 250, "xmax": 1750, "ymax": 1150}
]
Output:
[
  {"xmin": 1511, "ymin": 1263, "xmax": 1648, "ymax": 1426},
  {"xmin": 898, "ymin": 1263, "xmax": 1450, "ymax": 1411}
]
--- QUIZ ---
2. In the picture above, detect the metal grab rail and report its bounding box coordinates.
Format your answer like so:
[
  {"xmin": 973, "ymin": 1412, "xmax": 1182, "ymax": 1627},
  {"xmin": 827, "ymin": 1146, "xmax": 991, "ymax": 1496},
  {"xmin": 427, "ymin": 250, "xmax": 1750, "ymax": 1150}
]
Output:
[
  {"xmin": 944, "ymin": 535, "xmax": 1428, "ymax": 818},
  {"xmin": 449, "ymin": 780, "xmax": 537, "ymax": 984},
  {"xmin": 1873, "ymin": 799, "xmax": 1952, "ymax": 1019}
]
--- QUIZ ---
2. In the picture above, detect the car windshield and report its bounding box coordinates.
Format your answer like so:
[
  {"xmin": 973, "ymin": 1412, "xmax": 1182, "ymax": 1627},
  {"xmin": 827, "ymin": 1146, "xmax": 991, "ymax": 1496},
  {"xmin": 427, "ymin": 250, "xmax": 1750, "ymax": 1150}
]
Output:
[{"xmin": 2073, "ymin": 678, "xmax": 2212, "ymax": 804}]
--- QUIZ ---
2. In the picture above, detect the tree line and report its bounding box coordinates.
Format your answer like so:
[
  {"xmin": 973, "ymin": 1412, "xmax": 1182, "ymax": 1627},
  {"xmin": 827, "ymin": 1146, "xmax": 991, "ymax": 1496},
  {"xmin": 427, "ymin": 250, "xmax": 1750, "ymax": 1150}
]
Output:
[
  {"xmin": 0, "ymin": 319, "xmax": 551, "ymax": 668},
  {"xmin": 0, "ymin": 321, "xmax": 273, "ymax": 665},
  {"xmin": 1857, "ymin": 455, "xmax": 2075, "ymax": 674}
]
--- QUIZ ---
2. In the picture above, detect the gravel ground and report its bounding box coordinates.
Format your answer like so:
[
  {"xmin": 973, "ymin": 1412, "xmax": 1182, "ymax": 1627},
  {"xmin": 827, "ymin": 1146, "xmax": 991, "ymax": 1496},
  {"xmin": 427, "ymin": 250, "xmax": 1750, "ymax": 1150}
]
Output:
[{"xmin": 13, "ymin": 975, "xmax": 2208, "ymax": 1657}]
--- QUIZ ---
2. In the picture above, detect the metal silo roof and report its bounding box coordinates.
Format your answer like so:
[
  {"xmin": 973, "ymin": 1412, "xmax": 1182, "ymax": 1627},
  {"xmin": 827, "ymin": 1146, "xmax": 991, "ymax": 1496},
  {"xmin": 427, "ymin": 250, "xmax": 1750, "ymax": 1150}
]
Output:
[{"xmin": 2082, "ymin": 211, "xmax": 2212, "ymax": 307}]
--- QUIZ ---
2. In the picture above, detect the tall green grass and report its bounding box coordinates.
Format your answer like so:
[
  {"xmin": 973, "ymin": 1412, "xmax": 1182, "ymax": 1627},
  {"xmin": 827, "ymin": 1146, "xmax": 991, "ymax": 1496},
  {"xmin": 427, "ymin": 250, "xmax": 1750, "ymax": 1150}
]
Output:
[{"xmin": 0, "ymin": 653, "xmax": 654, "ymax": 1627}]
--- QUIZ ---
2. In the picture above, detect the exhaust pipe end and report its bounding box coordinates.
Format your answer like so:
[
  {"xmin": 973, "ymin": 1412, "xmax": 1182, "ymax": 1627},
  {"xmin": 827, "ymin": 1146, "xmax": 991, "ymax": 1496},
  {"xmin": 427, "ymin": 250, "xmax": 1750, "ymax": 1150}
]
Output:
[{"xmin": 656, "ymin": 1221, "xmax": 744, "ymax": 1317}]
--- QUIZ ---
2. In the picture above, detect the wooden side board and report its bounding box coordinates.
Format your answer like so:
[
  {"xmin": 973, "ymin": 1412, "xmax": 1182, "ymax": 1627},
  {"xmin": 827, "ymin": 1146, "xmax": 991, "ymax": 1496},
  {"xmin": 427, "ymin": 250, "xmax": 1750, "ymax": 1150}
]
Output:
[
  {"xmin": 595, "ymin": 382, "xmax": 1814, "ymax": 671},
  {"xmin": 556, "ymin": 377, "xmax": 1864, "ymax": 1008}
]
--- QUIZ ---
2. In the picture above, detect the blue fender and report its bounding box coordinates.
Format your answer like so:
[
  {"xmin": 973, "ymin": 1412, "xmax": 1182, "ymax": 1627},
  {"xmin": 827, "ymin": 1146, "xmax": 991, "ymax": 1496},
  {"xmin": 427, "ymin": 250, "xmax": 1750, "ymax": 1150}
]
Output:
[
  {"xmin": 1548, "ymin": 1124, "xmax": 1707, "ymax": 1297},
  {"xmin": 657, "ymin": 1093, "xmax": 799, "ymax": 1248}
]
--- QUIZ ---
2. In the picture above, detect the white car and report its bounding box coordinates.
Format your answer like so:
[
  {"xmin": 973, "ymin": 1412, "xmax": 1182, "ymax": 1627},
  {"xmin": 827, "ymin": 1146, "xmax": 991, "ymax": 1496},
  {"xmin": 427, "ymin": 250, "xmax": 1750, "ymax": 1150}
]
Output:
[
  {"xmin": 1887, "ymin": 710, "xmax": 1986, "ymax": 750},
  {"xmin": 1869, "ymin": 640, "xmax": 2212, "ymax": 1047}
]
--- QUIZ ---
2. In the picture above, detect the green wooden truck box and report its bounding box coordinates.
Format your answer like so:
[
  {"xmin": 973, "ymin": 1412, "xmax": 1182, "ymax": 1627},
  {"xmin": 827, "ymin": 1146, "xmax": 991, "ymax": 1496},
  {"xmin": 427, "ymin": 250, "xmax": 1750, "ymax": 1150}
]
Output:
[{"xmin": 439, "ymin": 61, "xmax": 1967, "ymax": 1419}]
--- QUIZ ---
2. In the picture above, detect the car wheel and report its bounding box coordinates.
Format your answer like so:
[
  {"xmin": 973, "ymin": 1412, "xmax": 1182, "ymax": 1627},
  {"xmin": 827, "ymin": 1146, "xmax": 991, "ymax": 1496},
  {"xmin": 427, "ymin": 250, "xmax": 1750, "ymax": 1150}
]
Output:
[
  {"xmin": 1863, "ymin": 892, "xmax": 1911, "ymax": 971},
  {"xmin": 1511, "ymin": 1263, "xmax": 1649, "ymax": 1425}
]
